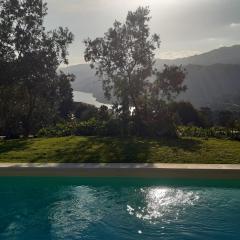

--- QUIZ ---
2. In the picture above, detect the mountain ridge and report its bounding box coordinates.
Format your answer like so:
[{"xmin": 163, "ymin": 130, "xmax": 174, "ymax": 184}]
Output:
[
  {"xmin": 64, "ymin": 45, "xmax": 240, "ymax": 68},
  {"xmin": 62, "ymin": 45, "xmax": 240, "ymax": 110}
]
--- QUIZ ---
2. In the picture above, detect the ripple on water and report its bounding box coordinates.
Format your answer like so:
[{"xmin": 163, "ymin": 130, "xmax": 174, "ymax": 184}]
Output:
[
  {"xmin": 49, "ymin": 186, "xmax": 104, "ymax": 239},
  {"xmin": 127, "ymin": 187, "xmax": 200, "ymax": 224},
  {"xmin": 0, "ymin": 179, "xmax": 240, "ymax": 240}
]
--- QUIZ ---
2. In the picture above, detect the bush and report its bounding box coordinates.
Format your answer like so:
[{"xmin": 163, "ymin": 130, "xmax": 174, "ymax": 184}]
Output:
[
  {"xmin": 37, "ymin": 122, "xmax": 75, "ymax": 137},
  {"xmin": 178, "ymin": 126, "xmax": 240, "ymax": 140},
  {"xmin": 37, "ymin": 118, "xmax": 123, "ymax": 137}
]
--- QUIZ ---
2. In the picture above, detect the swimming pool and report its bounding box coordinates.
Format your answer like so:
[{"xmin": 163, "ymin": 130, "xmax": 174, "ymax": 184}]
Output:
[{"xmin": 0, "ymin": 178, "xmax": 239, "ymax": 240}]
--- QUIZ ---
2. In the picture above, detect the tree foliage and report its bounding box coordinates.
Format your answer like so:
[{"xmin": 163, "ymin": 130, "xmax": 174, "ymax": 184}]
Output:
[
  {"xmin": 0, "ymin": 0, "xmax": 74, "ymax": 137},
  {"xmin": 170, "ymin": 101, "xmax": 202, "ymax": 126},
  {"xmin": 84, "ymin": 6, "xmax": 186, "ymax": 136}
]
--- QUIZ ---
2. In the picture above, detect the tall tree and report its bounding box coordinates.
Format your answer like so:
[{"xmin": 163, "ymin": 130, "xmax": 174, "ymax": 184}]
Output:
[
  {"xmin": 84, "ymin": 6, "xmax": 186, "ymax": 136},
  {"xmin": 0, "ymin": 0, "xmax": 74, "ymax": 136},
  {"xmin": 84, "ymin": 7, "xmax": 160, "ymax": 133}
]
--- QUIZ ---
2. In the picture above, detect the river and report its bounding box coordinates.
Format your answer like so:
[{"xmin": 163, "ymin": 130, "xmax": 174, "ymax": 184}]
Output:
[{"xmin": 73, "ymin": 91, "xmax": 112, "ymax": 108}]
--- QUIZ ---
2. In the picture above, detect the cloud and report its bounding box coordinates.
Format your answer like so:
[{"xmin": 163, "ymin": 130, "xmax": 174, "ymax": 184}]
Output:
[
  {"xmin": 45, "ymin": 0, "xmax": 240, "ymax": 65},
  {"xmin": 159, "ymin": 50, "xmax": 202, "ymax": 60},
  {"xmin": 230, "ymin": 22, "xmax": 240, "ymax": 28},
  {"xmin": 47, "ymin": 0, "xmax": 153, "ymax": 14}
]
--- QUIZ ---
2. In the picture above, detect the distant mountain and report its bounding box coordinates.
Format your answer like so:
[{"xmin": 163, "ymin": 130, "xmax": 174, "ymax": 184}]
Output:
[
  {"xmin": 179, "ymin": 64, "xmax": 240, "ymax": 109},
  {"xmin": 62, "ymin": 45, "xmax": 240, "ymax": 109},
  {"xmin": 155, "ymin": 45, "xmax": 240, "ymax": 67}
]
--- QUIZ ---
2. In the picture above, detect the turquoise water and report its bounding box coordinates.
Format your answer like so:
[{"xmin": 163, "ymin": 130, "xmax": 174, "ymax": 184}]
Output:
[{"xmin": 0, "ymin": 178, "xmax": 240, "ymax": 240}]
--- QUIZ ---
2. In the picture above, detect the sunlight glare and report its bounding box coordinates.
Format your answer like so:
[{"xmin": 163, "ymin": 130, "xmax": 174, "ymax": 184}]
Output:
[{"xmin": 127, "ymin": 187, "xmax": 200, "ymax": 224}]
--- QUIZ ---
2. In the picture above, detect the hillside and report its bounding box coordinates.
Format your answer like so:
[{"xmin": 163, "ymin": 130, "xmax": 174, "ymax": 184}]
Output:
[
  {"xmin": 63, "ymin": 45, "xmax": 240, "ymax": 109},
  {"xmin": 155, "ymin": 45, "xmax": 240, "ymax": 67},
  {"xmin": 179, "ymin": 64, "xmax": 240, "ymax": 109}
]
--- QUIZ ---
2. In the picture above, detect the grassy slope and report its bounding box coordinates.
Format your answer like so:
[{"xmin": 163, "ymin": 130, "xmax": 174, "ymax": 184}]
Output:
[{"xmin": 0, "ymin": 136, "xmax": 240, "ymax": 164}]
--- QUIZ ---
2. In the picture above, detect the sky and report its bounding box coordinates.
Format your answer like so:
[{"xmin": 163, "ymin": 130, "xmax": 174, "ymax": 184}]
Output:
[{"xmin": 45, "ymin": 0, "xmax": 240, "ymax": 65}]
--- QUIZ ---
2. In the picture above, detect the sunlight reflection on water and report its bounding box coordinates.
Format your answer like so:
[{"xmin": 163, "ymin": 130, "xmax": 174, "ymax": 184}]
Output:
[{"xmin": 127, "ymin": 187, "xmax": 200, "ymax": 224}]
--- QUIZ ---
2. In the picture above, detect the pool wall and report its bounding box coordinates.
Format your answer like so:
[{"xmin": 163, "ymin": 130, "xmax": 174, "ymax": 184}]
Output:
[{"xmin": 0, "ymin": 163, "xmax": 240, "ymax": 179}]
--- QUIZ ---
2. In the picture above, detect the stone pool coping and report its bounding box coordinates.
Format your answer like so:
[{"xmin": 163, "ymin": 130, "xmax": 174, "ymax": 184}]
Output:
[{"xmin": 0, "ymin": 163, "xmax": 240, "ymax": 179}]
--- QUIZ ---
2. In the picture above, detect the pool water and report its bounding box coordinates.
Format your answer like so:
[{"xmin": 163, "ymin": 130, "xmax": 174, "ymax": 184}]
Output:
[{"xmin": 0, "ymin": 178, "xmax": 240, "ymax": 240}]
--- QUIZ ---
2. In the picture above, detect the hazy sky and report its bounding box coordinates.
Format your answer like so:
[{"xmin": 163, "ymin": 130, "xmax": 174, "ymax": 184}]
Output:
[{"xmin": 45, "ymin": 0, "xmax": 240, "ymax": 65}]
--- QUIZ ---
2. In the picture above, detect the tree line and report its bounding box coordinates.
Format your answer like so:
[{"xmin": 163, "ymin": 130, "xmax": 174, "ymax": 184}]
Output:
[{"xmin": 0, "ymin": 1, "xmax": 239, "ymax": 139}]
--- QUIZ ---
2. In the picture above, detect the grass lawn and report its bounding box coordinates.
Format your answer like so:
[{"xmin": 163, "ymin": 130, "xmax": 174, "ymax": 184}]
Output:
[{"xmin": 0, "ymin": 136, "xmax": 240, "ymax": 164}]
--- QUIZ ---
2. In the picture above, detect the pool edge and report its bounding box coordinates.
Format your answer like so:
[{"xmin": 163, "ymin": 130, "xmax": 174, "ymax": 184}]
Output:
[{"xmin": 0, "ymin": 163, "xmax": 240, "ymax": 179}]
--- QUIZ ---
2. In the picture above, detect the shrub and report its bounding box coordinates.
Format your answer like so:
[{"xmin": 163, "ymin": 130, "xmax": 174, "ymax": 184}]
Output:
[
  {"xmin": 178, "ymin": 126, "xmax": 240, "ymax": 140},
  {"xmin": 37, "ymin": 118, "xmax": 122, "ymax": 137}
]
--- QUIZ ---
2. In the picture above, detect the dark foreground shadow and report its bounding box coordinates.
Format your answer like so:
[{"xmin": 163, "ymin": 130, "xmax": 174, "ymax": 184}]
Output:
[
  {"xmin": 156, "ymin": 137, "xmax": 202, "ymax": 152},
  {"xmin": 47, "ymin": 137, "xmax": 202, "ymax": 163},
  {"xmin": 0, "ymin": 136, "xmax": 202, "ymax": 163},
  {"xmin": 51, "ymin": 137, "xmax": 152, "ymax": 163},
  {"xmin": 0, "ymin": 139, "xmax": 30, "ymax": 154}
]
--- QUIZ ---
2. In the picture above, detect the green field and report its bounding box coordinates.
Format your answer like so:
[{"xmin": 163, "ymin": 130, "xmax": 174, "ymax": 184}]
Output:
[{"xmin": 0, "ymin": 136, "xmax": 240, "ymax": 164}]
